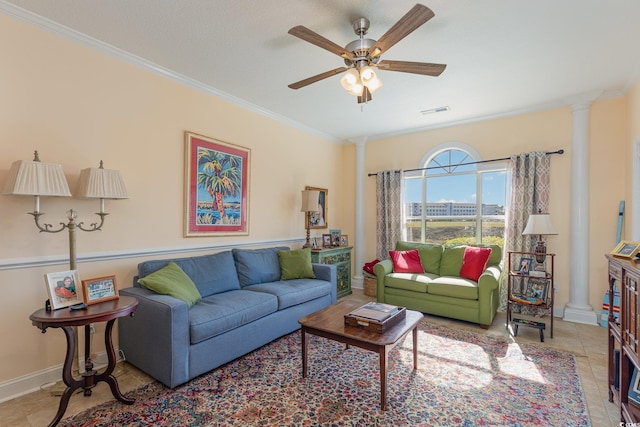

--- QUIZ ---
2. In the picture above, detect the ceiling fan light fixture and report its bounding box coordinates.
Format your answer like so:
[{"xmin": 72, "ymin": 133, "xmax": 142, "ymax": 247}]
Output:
[
  {"xmin": 340, "ymin": 68, "xmax": 360, "ymax": 91},
  {"xmin": 360, "ymin": 66, "xmax": 382, "ymax": 93},
  {"xmin": 348, "ymin": 82, "xmax": 364, "ymax": 96}
]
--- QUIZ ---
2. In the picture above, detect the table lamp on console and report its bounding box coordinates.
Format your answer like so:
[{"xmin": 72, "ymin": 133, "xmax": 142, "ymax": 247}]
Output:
[
  {"xmin": 300, "ymin": 188, "xmax": 320, "ymax": 248},
  {"xmin": 522, "ymin": 210, "xmax": 557, "ymax": 273}
]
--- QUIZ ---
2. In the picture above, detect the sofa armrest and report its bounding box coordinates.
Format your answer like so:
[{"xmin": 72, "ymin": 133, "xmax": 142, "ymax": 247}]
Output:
[
  {"xmin": 373, "ymin": 260, "xmax": 393, "ymax": 303},
  {"xmin": 118, "ymin": 286, "xmax": 191, "ymax": 388},
  {"xmin": 477, "ymin": 265, "xmax": 502, "ymax": 325},
  {"xmin": 312, "ymin": 263, "xmax": 338, "ymax": 303}
]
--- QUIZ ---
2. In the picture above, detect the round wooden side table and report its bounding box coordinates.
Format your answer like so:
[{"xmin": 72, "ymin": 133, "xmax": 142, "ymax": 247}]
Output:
[{"xmin": 29, "ymin": 295, "xmax": 138, "ymax": 427}]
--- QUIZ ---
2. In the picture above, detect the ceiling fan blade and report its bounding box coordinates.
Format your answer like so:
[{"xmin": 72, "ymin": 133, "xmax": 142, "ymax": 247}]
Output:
[
  {"xmin": 289, "ymin": 26, "xmax": 354, "ymax": 61},
  {"xmin": 288, "ymin": 67, "xmax": 348, "ymax": 89},
  {"xmin": 377, "ymin": 60, "xmax": 446, "ymax": 76},
  {"xmin": 368, "ymin": 4, "xmax": 435, "ymax": 58}
]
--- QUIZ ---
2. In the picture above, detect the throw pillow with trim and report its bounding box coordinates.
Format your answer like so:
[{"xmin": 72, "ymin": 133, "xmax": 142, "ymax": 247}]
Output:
[
  {"xmin": 459, "ymin": 246, "xmax": 493, "ymax": 281},
  {"xmin": 138, "ymin": 261, "xmax": 202, "ymax": 307},
  {"xmin": 278, "ymin": 247, "xmax": 316, "ymax": 280},
  {"xmin": 389, "ymin": 249, "xmax": 424, "ymax": 273}
]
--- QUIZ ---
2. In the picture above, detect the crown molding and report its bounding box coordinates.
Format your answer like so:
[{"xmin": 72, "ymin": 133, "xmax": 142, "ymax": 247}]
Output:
[{"xmin": 0, "ymin": 1, "xmax": 340, "ymax": 144}]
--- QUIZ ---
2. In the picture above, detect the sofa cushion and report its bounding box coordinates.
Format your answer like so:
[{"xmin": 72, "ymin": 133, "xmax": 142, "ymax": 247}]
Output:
[
  {"xmin": 138, "ymin": 262, "xmax": 202, "ymax": 307},
  {"xmin": 440, "ymin": 246, "xmax": 466, "ymax": 277},
  {"xmin": 460, "ymin": 246, "xmax": 492, "ymax": 281},
  {"xmin": 137, "ymin": 251, "xmax": 240, "ymax": 297},
  {"xmin": 389, "ymin": 249, "xmax": 424, "ymax": 273},
  {"xmin": 278, "ymin": 248, "xmax": 316, "ymax": 280},
  {"xmin": 384, "ymin": 273, "xmax": 434, "ymax": 293},
  {"xmin": 427, "ymin": 276, "xmax": 479, "ymax": 300},
  {"xmin": 395, "ymin": 242, "xmax": 443, "ymax": 275},
  {"xmin": 244, "ymin": 279, "xmax": 331, "ymax": 309},
  {"xmin": 189, "ymin": 289, "xmax": 278, "ymax": 344},
  {"xmin": 233, "ymin": 247, "xmax": 289, "ymax": 287}
]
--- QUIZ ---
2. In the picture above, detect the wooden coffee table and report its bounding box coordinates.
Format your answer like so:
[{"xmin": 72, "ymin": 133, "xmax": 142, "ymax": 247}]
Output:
[{"xmin": 298, "ymin": 299, "xmax": 423, "ymax": 411}]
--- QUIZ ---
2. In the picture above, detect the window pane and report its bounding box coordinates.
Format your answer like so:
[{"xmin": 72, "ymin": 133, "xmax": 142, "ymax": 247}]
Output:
[
  {"xmin": 427, "ymin": 150, "xmax": 476, "ymax": 175},
  {"xmin": 480, "ymin": 171, "xmax": 506, "ymax": 245},
  {"xmin": 403, "ymin": 176, "xmax": 422, "ymax": 241},
  {"xmin": 401, "ymin": 148, "xmax": 507, "ymax": 248}
]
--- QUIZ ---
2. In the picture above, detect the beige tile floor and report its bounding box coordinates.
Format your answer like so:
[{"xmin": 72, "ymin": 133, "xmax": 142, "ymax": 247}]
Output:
[{"xmin": 0, "ymin": 289, "xmax": 618, "ymax": 426}]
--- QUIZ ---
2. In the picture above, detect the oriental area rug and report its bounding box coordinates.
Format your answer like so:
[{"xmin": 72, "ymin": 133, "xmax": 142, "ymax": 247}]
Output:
[{"xmin": 59, "ymin": 322, "xmax": 590, "ymax": 426}]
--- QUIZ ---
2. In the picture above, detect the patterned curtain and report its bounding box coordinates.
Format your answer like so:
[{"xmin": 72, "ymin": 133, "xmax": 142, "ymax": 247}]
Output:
[
  {"xmin": 499, "ymin": 152, "xmax": 552, "ymax": 312},
  {"xmin": 376, "ymin": 170, "xmax": 404, "ymax": 260}
]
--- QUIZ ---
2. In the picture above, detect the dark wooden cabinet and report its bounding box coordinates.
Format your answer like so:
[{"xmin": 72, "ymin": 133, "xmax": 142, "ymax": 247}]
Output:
[{"xmin": 606, "ymin": 254, "xmax": 640, "ymax": 422}]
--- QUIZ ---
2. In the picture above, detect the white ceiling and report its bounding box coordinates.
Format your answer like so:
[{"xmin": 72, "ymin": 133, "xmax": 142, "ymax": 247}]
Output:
[{"xmin": 3, "ymin": 0, "xmax": 640, "ymax": 142}]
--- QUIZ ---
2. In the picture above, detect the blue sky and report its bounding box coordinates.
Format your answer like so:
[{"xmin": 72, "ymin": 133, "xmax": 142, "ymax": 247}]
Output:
[{"xmin": 404, "ymin": 171, "xmax": 507, "ymax": 206}]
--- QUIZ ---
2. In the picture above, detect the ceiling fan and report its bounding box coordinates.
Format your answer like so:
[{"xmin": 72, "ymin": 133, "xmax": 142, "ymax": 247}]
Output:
[{"xmin": 288, "ymin": 3, "xmax": 446, "ymax": 104}]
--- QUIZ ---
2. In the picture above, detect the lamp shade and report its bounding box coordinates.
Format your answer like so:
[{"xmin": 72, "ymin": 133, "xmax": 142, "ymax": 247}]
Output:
[
  {"xmin": 522, "ymin": 213, "xmax": 557, "ymax": 236},
  {"xmin": 76, "ymin": 165, "xmax": 128, "ymax": 199},
  {"xmin": 300, "ymin": 189, "xmax": 320, "ymax": 213},
  {"xmin": 2, "ymin": 159, "xmax": 71, "ymax": 197}
]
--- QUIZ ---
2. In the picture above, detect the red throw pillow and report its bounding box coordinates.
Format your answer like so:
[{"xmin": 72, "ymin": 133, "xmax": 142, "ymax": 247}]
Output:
[
  {"xmin": 389, "ymin": 249, "xmax": 424, "ymax": 273},
  {"xmin": 459, "ymin": 246, "xmax": 492, "ymax": 281}
]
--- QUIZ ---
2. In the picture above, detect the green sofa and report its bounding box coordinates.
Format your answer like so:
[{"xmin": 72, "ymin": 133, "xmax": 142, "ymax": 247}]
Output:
[{"xmin": 374, "ymin": 241, "xmax": 503, "ymax": 328}]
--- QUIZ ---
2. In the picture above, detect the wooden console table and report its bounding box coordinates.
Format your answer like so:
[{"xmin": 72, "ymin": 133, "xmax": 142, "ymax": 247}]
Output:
[{"xmin": 29, "ymin": 295, "xmax": 138, "ymax": 427}]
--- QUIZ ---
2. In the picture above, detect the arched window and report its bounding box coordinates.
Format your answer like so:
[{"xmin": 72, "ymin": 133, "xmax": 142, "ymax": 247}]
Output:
[{"xmin": 403, "ymin": 143, "xmax": 507, "ymax": 245}]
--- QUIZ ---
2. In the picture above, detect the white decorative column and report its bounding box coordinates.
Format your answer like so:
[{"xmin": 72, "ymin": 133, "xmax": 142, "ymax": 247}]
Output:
[
  {"xmin": 564, "ymin": 100, "xmax": 598, "ymax": 325},
  {"xmin": 351, "ymin": 137, "xmax": 367, "ymax": 289}
]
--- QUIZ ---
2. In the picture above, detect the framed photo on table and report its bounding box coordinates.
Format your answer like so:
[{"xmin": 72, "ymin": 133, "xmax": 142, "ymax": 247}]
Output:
[
  {"xmin": 517, "ymin": 257, "xmax": 533, "ymax": 274},
  {"xmin": 82, "ymin": 275, "xmax": 119, "ymax": 305},
  {"xmin": 526, "ymin": 279, "xmax": 549, "ymax": 302},
  {"xmin": 322, "ymin": 234, "xmax": 332, "ymax": 248},
  {"xmin": 44, "ymin": 270, "xmax": 83, "ymax": 310},
  {"xmin": 611, "ymin": 241, "xmax": 640, "ymax": 259}
]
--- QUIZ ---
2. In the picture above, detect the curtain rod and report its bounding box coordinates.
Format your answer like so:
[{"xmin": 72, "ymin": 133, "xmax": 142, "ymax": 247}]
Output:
[{"xmin": 367, "ymin": 149, "xmax": 564, "ymax": 177}]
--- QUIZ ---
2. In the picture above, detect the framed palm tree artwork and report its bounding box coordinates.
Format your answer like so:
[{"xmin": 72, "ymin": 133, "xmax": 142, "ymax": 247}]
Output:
[{"xmin": 184, "ymin": 131, "xmax": 250, "ymax": 236}]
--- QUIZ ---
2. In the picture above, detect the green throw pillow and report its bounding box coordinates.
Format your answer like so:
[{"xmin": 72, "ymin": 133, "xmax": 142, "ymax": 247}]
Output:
[
  {"xmin": 395, "ymin": 241, "xmax": 443, "ymax": 275},
  {"xmin": 278, "ymin": 248, "xmax": 316, "ymax": 280},
  {"xmin": 138, "ymin": 261, "xmax": 202, "ymax": 307},
  {"xmin": 439, "ymin": 246, "xmax": 466, "ymax": 277}
]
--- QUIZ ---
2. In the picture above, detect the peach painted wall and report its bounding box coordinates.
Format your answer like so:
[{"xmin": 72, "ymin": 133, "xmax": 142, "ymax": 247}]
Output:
[
  {"xmin": 0, "ymin": 14, "xmax": 353, "ymax": 386},
  {"xmin": 363, "ymin": 100, "xmax": 628, "ymax": 317},
  {"xmin": 627, "ymin": 81, "xmax": 640, "ymax": 237}
]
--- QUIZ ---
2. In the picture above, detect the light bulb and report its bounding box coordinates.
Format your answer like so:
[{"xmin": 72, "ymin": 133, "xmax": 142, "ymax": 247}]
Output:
[
  {"xmin": 360, "ymin": 66, "xmax": 382, "ymax": 93},
  {"xmin": 348, "ymin": 82, "xmax": 364, "ymax": 96},
  {"xmin": 340, "ymin": 69, "xmax": 360, "ymax": 91}
]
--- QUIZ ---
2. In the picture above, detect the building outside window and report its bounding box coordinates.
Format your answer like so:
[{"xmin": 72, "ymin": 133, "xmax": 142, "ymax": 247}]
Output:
[{"xmin": 403, "ymin": 144, "xmax": 507, "ymax": 246}]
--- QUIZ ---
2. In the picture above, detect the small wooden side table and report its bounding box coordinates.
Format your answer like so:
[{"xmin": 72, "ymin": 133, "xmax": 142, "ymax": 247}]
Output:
[{"xmin": 29, "ymin": 295, "xmax": 138, "ymax": 427}]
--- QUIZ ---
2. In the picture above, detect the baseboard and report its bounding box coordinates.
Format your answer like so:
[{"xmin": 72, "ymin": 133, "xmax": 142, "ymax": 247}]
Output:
[
  {"xmin": 0, "ymin": 348, "xmax": 123, "ymax": 403},
  {"xmin": 0, "ymin": 365, "xmax": 61, "ymax": 404},
  {"xmin": 563, "ymin": 306, "xmax": 599, "ymax": 325}
]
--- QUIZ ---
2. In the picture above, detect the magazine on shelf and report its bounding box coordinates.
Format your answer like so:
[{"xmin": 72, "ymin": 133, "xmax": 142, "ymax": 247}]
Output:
[{"xmin": 348, "ymin": 302, "xmax": 399, "ymax": 323}]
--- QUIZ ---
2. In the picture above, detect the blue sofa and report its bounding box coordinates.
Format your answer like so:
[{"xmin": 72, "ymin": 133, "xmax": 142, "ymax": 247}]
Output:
[{"xmin": 119, "ymin": 246, "xmax": 337, "ymax": 388}]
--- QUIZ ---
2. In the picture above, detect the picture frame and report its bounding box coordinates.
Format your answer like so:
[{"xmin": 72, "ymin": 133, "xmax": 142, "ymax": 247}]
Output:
[
  {"xmin": 330, "ymin": 229, "xmax": 341, "ymax": 247},
  {"xmin": 44, "ymin": 270, "xmax": 83, "ymax": 310},
  {"xmin": 82, "ymin": 275, "xmax": 119, "ymax": 305},
  {"xmin": 322, "ymin": 234, "xmax": 332, "ymax": 248},
  {"xmin": 517, "ymin": 257, "xmax": 533, "ymax": 274},
  {"xmin": 305, "ymin": 186, "xmax": 328, "ymax": 229},
  {"xmin": 526, "ymin": 279, "xmax": 549, "ymax": 302},
  {"xmin": 340, "ymin": 235, "xmax": 349, "ymax": 247},
  {"xmin": 611, "ymin": 240, "xmax": 640, "ymax": 259},
  {"xmin": 184, "ymin": 131, "xmax": 250, "ymax": 237}
]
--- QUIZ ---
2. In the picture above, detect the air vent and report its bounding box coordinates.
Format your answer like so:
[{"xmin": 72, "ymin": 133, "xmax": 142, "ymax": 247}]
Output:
[{"xmin": 421, "ymin": 106, "xmax": 449, "ymax": 115}]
